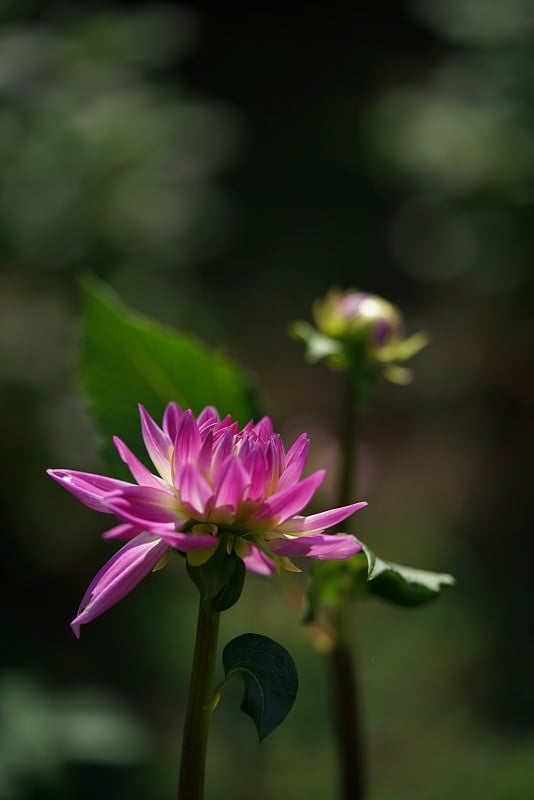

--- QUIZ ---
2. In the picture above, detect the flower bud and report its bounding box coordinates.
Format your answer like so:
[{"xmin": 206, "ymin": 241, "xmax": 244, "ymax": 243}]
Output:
[{"xmin": 313, "ymin": 290, "xmax": 403, "ymax": 353}]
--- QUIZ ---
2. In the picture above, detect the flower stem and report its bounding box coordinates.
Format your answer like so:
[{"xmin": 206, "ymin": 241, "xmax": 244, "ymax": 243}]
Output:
[
  {"xmin": 328, "ymin": 377, "xmax": 366, "ymax": 800},
  {"xmin": 178, "ymin": 602, "xmax": 220, "ymax": 800}
]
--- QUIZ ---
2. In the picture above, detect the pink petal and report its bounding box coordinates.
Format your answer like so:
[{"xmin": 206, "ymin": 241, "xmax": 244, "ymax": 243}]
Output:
[
  {"xmin": 243, "ymin": 449, "xmax": 267, "ymax": 502},
  {"xmin": 197, "ymin": 429, "xmax": 214, "ymax": 476},
  {"xmin": 213, "ymin": 456, "xmax": 250, "ymax": 515},
  {"xmin": 278, "ymin": 433, "xmax": 309, "ymax": 490},
  {"xmin": 209, "ymin": 427, "xmax": 234, "ymax": 478},
  {"xmin": 269, "ymin": 533, "xmax": 362, "ymax": 560},
  {"xmin": 197, "ymin": 406, "xmax": 220, "ymax": 429},
  {"xmin": 253, "ymin": 417, "xmax": 274, "ymax": 438},
  {"xmin": 106, "ymin": 485, "xmax": 182, "ymax": 528},
  {"xmin": 102, "ymin": 523, "xmax": 143, "ymax": 541},
  {"xmin": 113, "ymin": 437, "xmax": 164, "ymax": 489},
  {"xmin": 256, "ymin": 470, "xmax": 325, "ymax": 524},
  {"xmin": 138, "ymin": 405, "xmax": 172, "ymax": 481},
  {"xmin": 157, "ymin": 530, "xmax": 219, "ymax": 551},
  {"xmin": 242, "ymin": 544, "xmax": 276, "ymax": 575},
  {"xmin": 277, "ymin": 501, "xmax": 368, "ymax": 534},
  {"xmin": 47, "ymin": 469, "xmax": 133, "ymax": 513},
  {"xmin": 175, "ymin": 463, "xmax": 213, "ymax": 517},
  {"xmin": 162, "ymin": 402, "xmax": 183, "ymax": 439},
  {"xmin": 172, "ymin": 410, "xmax": 201, "ymax": 471},
  {"xmin": 70, "ymin": 532, "xmax": 169, "ymax": 637}
]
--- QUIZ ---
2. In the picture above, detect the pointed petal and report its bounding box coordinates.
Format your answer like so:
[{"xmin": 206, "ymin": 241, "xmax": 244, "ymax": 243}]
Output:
[
  {"xmin": 113, "ymin": 437, "xmax": 164, "ymax": 489},
  {"xmin": 213, "ymin": 456, "xmax": 249, "ymax": 515},
  {"xmin": 70, "ymin": 533, "xmax": 169, "ymax": 637},
  {"xmin": 157, "ymin": 530, "xmax": 219, "ymax": 551},
  {"xmin": 162, "ymin": 402, "xmax": 183, "ymax": 439},
  {"xmin": 197, "ymin": 406, "xmax": 220, "ymax": 429},
  {"xmin": 47, "ymin": 469, "xmax": 133, "ymax": 512},
  {"xmin": 277, "ymin": 501, "xmax": 368, "ymax": 534},
  {"xmin": 197, "ymin": 429, "xmax": 214, "ymax": 476},
  {"xmin": 102, "ymin": 523, "xmax": 143, "ymax": 541},
  {"xmin": 244, "ymin": 449, "xmax": 267, "ymax": 502},
  {"xmin": 172, "ymin": 410, "xmax": 201, "ymax": 473},
  {"xmin": 256, "ymin": 470, "xmax": 325, "ymax": 524},
  {"xmin": 278, "ymin": 434, "xmax": 309, "ymax": 490},
  {"xmin": 138, "ymin": 405, "xmax": 172, "ymax": 481},
  {"xmin": 269, "ymin": 533, "xmax": 362, "ymax": 560},
  {"xmin": 106, "ymin": 485, "xmax": 182, "ymax": 528},
  {"xmin": 175, "ymin": 463, "xmax": 213, "ymax": 517},
  {"xmin": 209, "ymin": 427, "xmax": 234, "ymax": 478},
  {"xmin": 253, "ymin": 417, "xmax": 274, "ymax": 438},
  {"xmin": 242, "ymin": 544, "xmax": 276, "ymax": 575}
]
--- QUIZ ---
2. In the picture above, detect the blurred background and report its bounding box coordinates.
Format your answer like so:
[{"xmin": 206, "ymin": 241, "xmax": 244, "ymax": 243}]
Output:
[{"xmin": 1, "ymin": 1, "xmax": 533, "ymax": 798}]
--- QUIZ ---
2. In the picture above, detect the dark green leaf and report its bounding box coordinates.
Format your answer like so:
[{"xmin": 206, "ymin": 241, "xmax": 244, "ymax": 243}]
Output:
[
  {"xmin": 78, "ymin": 277, "xmax": 259, "ymax": 474},
  {"xmin": 221, "ymin": 633, "xmax": 298, "ymax": 741},
  {"xmin": 187, "ymin": 545, "xmax": 246, "ymax": 615}
]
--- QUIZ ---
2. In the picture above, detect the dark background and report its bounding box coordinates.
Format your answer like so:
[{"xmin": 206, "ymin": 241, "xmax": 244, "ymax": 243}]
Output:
[{"xmin": 1, "ymin": 1, "xmax": 533, "ymax": 798}]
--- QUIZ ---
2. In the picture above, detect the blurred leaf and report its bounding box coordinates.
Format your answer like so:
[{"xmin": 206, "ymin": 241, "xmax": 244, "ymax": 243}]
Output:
[
  {"xmin": 362, "ymin": 542, "xmax": 456, "ymax": 606},
  {"xmin": 289, "ymin": 320, "xmax": 342, "ymax": 362},
  {"xmin": 303, "ymin": 541, "xmax": 455, "ymax": 621},
  {"xmin": 79, "ymin": 277, "xmax": 259, "ymax": 473},
  {"xmin": 221, "ymin": 634, "xmax": 298, "ymax": 741},
  {"xmin": 187, "ymin": 545, "xmax": 245, "ymax": 615}
]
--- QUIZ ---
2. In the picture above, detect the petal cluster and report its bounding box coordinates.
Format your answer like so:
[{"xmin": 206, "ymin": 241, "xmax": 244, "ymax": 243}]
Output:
[{"xmin": 48, "ymin": 404, "xmax": 365, "ymax": 635}]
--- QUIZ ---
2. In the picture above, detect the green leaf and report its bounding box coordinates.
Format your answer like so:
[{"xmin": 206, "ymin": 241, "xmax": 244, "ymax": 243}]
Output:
[
  {"xmin": 361, "ymin": 542, "xmax": 455, "ymax": 607},
  {"xmin": 186, "ymin": 544, "xmax": 246, "ymax": 615},
  {"xmin": 289, "ymin": 321, "xmax": 342, "ymax": 362},
  {"xmin": 221, "ymin": 633, "xmax": 298, "ymax": 741},
  {"xmin": 303, "ymin": 541, "xmax": 454, "ymax": 621},
  {"xmin": 78, "ymin": 277, "xmax": 259, "ymax": 473}
]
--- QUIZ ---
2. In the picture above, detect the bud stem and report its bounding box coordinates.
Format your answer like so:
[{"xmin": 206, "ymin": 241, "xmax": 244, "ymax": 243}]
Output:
[{"xmin": 328, "ymin": 376, "xmax": 366, "ymax": 800}]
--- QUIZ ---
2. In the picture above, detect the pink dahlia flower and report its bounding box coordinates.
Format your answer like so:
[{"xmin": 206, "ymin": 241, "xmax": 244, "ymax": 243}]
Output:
[{"xmin": 48, "ymin": 404, "xmax": 365, "ymax": 636}]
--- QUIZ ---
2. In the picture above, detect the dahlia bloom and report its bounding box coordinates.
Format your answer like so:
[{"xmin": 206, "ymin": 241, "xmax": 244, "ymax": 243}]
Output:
[{"xmin": 48, "ymin": 404, "xmax": 365, "ymax": 636}]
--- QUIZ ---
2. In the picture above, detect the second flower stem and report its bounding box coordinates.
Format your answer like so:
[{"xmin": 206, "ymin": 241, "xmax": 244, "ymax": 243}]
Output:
[
  {"xmin": 178, "ymin": 601, "xmax": 220, "ymax": 800},
  {"xmin": 329, "ymin": 377, "xmax": 366, "ymax": 800}
]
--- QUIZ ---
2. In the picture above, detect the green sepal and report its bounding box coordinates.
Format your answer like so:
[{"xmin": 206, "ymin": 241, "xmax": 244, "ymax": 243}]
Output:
[
  {"xmin": 303, "ymin": 540, "xmax": 454, "ymax": 622},
  {"xmin": 78, "ymin": 276, "xmax": 260, "ymax": 476},
  {"xmin": 221, "ymin": 633, "xmax": 298, "ymax": 741},
  {"xmin": 186, "ymin": 544, "xmax": 246, "ymax": 616}
]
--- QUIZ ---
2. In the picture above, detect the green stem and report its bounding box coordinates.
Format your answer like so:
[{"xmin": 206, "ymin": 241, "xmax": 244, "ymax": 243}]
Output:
[
  {"xmin": 328, "ymin": 377, "xmax": 366, "ymax": 800},
  {"xmin": 178, "ymin": 602, "xmax": 220, "ymax": 800}
]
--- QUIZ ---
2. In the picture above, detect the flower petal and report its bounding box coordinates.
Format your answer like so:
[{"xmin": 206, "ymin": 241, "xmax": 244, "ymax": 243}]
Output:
[
  {"xmin": 157, "ymin": 530, "xmax": 219, "ymax": 551},
  {"xmin": 277, "ymin": 501, "xmax": 368, "ymax": 534},
  {"xmin": 175, "ymin": 463, "xmax": 213, "ymax": 517},
  {"xmin": 213, "ymin": 456, "xmax": 250, "ymax": 516},
  {"xmin": 113, "ymin": 437, "xmax": 164, "ymax": 489},
  {"xmin": 269, "ymin": 533, "xmax": 362, "ymax": 560},
  {"xmin": 106, "ymin": 485, "xmax": 183, "ymax": 529},
  {"xmin": 138, "ymin": 404, "xmax": 172, "ymax": 481},
  {"xmin": 278, "ymin": 433, "xmax": 309, "ymax": 490},
  {"xmin": 47, "ymin": 469, "xmax": 133, "ymax": 512},
  {"xmin": 172, "ymin": 410, "xmax": 201, "ymax": 472},
  {"xmin": 242, "ymin": 544, "xmax": 276, "ymax": 575},
  {"xmin": 256, "ymin": 470, "xmax": 325, "ymax": 524},
  {"xmin": 102, "ymin": 523, "xmax": 143, "ymax": 541},
  {"xmin": 162, "ymin": 402, "xmax": 183, "ymax": 440},
  {"xmin": 70, "ymin": 533, "xmax": 169, "ymax": 637}
]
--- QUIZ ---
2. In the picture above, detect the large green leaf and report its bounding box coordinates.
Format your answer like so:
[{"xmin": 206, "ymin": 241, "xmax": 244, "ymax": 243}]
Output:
[
  {"xmin": 78, "ymin": 277, "xmax": 259, "ymax": 472},
  {"xmin": 221, "ymin": 634, "xmax": 298, "ymax": 741},
  {"xmin": 303, "ymin": 540, "xmax": 455, "ymax": 621}
]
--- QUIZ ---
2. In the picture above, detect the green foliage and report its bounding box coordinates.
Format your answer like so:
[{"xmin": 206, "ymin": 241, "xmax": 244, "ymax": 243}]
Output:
[
  {"xmin": 79, "ymin": 277, "xmax": 259, "ymax": 473},
  {"xmin": 221, "ymin": 634, "xmax": 298, "ymax": 741},
  {"xmin": 187, "ymin": 545, "xmax": 246, "ymax": 615},
  {"xmin": 303, "ymin": 540, "xmax": 455, "ymax": 622}
]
